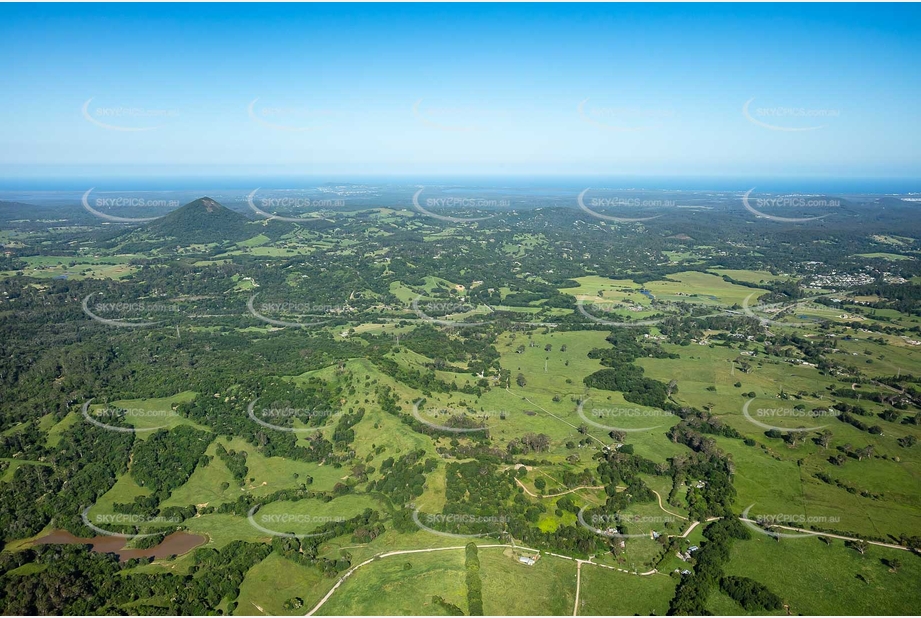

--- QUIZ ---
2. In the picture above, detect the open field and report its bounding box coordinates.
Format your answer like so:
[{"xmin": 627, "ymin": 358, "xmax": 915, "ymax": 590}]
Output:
[{"xmin": 715, "ymin": 534, "xmax": 921, "ymax": 615}]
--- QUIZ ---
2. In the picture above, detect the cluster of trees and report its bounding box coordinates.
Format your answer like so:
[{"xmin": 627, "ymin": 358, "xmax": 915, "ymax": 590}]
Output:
[
  {"xmin": 719, "ymin": 575, "xmax": 784, "ymax": 611},
  {"xmin": 506, "ymin": 432, "xmax": 551, "ymax": 455},
  {"xmin": 177, "ymin": 384, "xmax": 339, "ymax": 465},
  {"xmin": 369, "ymin": 449, "xmax": 435, "ymax": 528},
  {"xmin": 214, "ymin": 442, "xmax": 248, "ymax": 483},
  {"xmin": 270, "ymin": 509, "xmax": 385, "ymax": 577},
  {"xmin": 668, "ymin": 518, "xmax": 753, "ymax": 615},
  {"xmin": 0, "ymin": 540, "xmax": 271, "ymax": 615},
  {"xmin": 465, "ymin": 542, "xmax": 484, "ymax": 616},
  {"xmin": 130, "ymin": 426, "xmax": 211, "ymax": 501},
  {"xmin": 583, "ymin": 330, "xmax": 674, "ymax": 407},
  {"xmin": 0, "ymin": 420, "xmax": 133, "ymax": 541},
  {"xmin": 665, "ymin": 411, "xmax": 739, "ymax": 520},
  {"xmin": 814, "ymin": 471, "xmax": 882, "ymax": 500},
  {"xmin": 400, "ymin": 325, "xmax": 500, "ymax": 376}
]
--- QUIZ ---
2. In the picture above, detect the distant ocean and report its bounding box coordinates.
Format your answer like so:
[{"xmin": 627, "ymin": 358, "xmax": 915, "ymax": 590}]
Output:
[{"xmin": 0, "ymin": 175, "xmax": 917, "ymax": 196}]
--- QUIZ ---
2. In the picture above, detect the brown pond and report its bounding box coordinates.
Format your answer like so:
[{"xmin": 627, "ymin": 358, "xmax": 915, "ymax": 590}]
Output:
[{"xmin": 33, "ymin": 530, "xmax": 207, "ymax": 561}]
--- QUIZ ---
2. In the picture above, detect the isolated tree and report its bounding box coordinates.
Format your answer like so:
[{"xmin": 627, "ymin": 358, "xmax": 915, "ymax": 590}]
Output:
[
  {"xmin": 667, "ymin": 379, "xmax": 678, "ymax": 396},
  {"xmin": 848, "ymin": 540, "xmax": 868, "ymax": 555}
]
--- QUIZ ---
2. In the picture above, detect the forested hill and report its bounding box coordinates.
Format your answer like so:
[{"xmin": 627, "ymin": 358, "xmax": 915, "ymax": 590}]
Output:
[{"xmin": 141, "ymin": 197, "xmax": 254, "ymax": 244}]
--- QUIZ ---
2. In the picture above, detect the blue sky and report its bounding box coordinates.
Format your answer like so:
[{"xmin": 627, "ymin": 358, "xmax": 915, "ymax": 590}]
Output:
[{"xmin": 1, "ymin": 3, "xmax": 919, "ymax": 180}]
